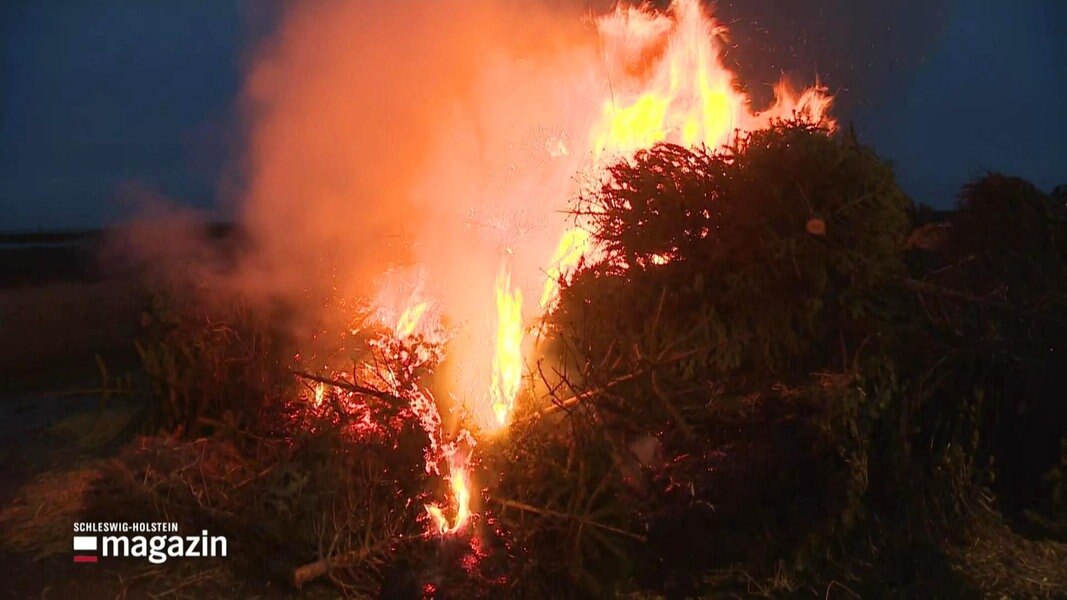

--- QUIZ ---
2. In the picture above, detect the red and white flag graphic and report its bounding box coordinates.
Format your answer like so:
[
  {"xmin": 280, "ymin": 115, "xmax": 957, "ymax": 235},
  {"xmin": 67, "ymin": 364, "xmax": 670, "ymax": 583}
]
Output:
[{"xmin": 73, "ymin": 536, "xmax": 98, "ymax": 563}]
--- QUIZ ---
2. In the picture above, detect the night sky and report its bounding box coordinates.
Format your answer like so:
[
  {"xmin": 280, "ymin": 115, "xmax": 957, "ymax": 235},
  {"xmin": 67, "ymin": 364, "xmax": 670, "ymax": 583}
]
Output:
[{"xmin": 1, "ymin": 0, "xmax": 1065, "ymax": 231}]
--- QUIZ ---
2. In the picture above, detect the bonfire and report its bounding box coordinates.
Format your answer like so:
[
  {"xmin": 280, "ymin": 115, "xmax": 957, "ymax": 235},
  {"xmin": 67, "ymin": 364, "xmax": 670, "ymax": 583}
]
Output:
[
  {"xmin": 302, "ymin": 0, "xmax": 830, "ymax": 545},
  {"xmin": 7, "ymin": 0, "xmax": 1064, "ymax": 598}
]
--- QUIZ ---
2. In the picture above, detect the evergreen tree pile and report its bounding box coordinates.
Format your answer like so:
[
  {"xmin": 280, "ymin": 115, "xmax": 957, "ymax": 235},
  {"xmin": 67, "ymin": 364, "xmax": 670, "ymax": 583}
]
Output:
[{"xmin": 481, "ymin": 122, "xmax": 1067, "ymax": 596}]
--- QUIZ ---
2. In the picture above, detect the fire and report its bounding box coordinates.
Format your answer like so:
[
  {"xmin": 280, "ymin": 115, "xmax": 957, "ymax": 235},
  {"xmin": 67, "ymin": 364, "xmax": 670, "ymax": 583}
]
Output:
[
  {"xmin": 441, "ymin": 0, "xmax": 826, "ymax": 531},
  {"xmin": 591, "ymin": 0, "xmax": 830, "ymax": 158},
  {"xmin": 404, "ymin": 382, "xmax": 476, "ymax": 535},
  {"xmin": 489, "ymin": 263, "xmax": 524, "ymax": 430},
  {"xmin": 395, "ymin": 301, "xmax": 429, "ymax": 339},
  {"xmin": 267, "ymin": 0, "xmax": 833, "ymax": 539},
  {"xmin": 425, "ymin": 447, "xmax": 473, "ymax": 535},
  {"xmin": 386, "ymin": 0, "xmax": 829, "ymax": 537}
]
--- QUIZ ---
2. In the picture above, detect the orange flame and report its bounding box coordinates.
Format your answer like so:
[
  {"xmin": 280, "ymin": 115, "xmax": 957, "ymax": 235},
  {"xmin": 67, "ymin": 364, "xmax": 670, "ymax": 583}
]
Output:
[
  {"xmin": 405, "ymin": 0, "xmax": 830, "ymax": 536},
  {"xmin": 366, "ymin": 0, "xmax": 831, "ymax": 443},
  {"xmin": 591, "ymin": 0, "xmax": 831, "ymax": 158}
]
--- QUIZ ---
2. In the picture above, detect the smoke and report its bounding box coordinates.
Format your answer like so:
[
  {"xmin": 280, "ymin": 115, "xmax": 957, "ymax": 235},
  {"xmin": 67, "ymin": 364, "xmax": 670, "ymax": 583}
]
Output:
[
  {"xmin": 233, "ymin": 0, "xmax": 613, "ymax": 409},
  {"xmin": 99, "ymin": 184, "xmax": 242, "ymax": 312},
  {"xmin": 230, "ymin": 0, "xmax": 944, "ymax": 415},
  {"xmin": 234, "ymin": 0, "xmax": 955, "ymax": 298}
]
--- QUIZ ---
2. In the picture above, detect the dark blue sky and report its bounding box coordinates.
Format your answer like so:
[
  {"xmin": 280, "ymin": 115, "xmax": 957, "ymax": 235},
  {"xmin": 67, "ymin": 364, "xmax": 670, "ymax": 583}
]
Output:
[
  {"xmin": 1, "ymin": 0, "xmax": 1065, "ymax": 231},
  {"xmin": 1, "ymin": 1, "xmax": 243, "ymax": 230},
  {"xmin": 854, "ymin": 1, "xmax": 1067, "ymax": 206}
]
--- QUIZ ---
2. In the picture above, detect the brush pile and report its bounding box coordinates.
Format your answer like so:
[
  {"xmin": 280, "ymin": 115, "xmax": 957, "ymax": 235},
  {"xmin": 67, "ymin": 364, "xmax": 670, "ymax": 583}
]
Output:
[{"xmin": 69, "ymin": 122, "xmax": 1067, "ymax": 597}]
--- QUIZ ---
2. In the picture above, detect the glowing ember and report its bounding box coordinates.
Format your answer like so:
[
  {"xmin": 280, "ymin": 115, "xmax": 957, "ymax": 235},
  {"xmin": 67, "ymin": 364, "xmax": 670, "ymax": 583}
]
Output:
[{"xmin": 489, "ymin": 263, "xmax": 524, "ymax": 430}]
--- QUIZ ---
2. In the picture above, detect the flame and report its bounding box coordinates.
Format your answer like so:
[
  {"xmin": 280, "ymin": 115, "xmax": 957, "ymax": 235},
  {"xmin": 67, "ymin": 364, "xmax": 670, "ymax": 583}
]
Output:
[
  {"xmin": 489, "ymin": 263, "xmax": 524, "ymax": 430},
  {"xmin": 400, "ymin": 0, "xmax": 830, "ymax": 536},
  {"xmin": 425, "ymin": 449, "xmax": 473, "ymax": 535},
  {"xmin": 272, "ymin": 0, "xmax": 834, "ymax": 539},
  {"xmin": 591, "ymin": 0, "xmax": 831, "ymax": 157},
  {"xmin": 407, "ymin": 385, "xmax": 475, "ymax": 536},
  {"xmin": 312, "ymin": 382, "xmax": 325, "ymax": 408},
  {"xmin": 395, "ymin": 301, "xmax": 429, "ymax": 339},
  {"xmin": 361, "ymin": 0, "xmax": 830, "ymax": 443}
]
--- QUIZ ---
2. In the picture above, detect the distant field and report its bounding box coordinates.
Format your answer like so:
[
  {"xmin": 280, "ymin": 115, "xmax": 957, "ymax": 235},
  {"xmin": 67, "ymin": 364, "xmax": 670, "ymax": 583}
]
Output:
[
  {"xmin": 0, "ymin": 225, "xmax": 232, "ymax": 392},
  {"xmin": 0, "ymin": 232, "xmax": 103, "ymax": 288},
  {"xmin": 0, "ymin": 224, "xmax": 235, "ymax": 288}
]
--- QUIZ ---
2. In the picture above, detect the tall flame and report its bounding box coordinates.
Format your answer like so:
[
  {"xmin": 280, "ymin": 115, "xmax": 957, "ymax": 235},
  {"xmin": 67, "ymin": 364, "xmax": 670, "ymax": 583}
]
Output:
[
  {"xmin": 489, "ymin": 262, "xmax": 524, "ymax": 430},
  {"xmin": 369, "ymin": 0, "xmax": 831, "ymax": 442},
  {"xmin": 425, "ymin": 445, "xmax": 473, "ymax": 535},
  {"xmin": 590, "ymin": 0, "xmax": 830, "ymax": 159}
]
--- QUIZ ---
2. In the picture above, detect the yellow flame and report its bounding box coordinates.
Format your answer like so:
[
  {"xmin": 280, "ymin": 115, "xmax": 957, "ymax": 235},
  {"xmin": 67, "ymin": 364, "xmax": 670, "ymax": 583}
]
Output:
[
  {"xmin": 591, "ymin": 0, "xmax": 829, "ymax": 158},
  {"xmin": 395, "ymin": 301, "xmax": 429, "ymax": 338},
  {"xmin": 489, "ymin": 263, "xmax": 524, "ymax": 430},
  {"xmin": 424, "ymin": 452, "xmax": 472, "ymax": 535},
  {"xmin": 541, "ymin": 0, "xmax": 831, "ymax": 326}
]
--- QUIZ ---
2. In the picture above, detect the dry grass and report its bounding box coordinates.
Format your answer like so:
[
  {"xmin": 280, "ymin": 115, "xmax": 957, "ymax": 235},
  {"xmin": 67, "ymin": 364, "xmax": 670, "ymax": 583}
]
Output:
[
  {"xmin": 946, "ymin": 504, "xmax": 1067, "ymax": 598},
  {"xmin": 0, "ymin": 464, "xmax": 102, "ymax": 559},
  {"xmin": 3, "ymin": 431, "xmax": 1065, "ymax": 597}
]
